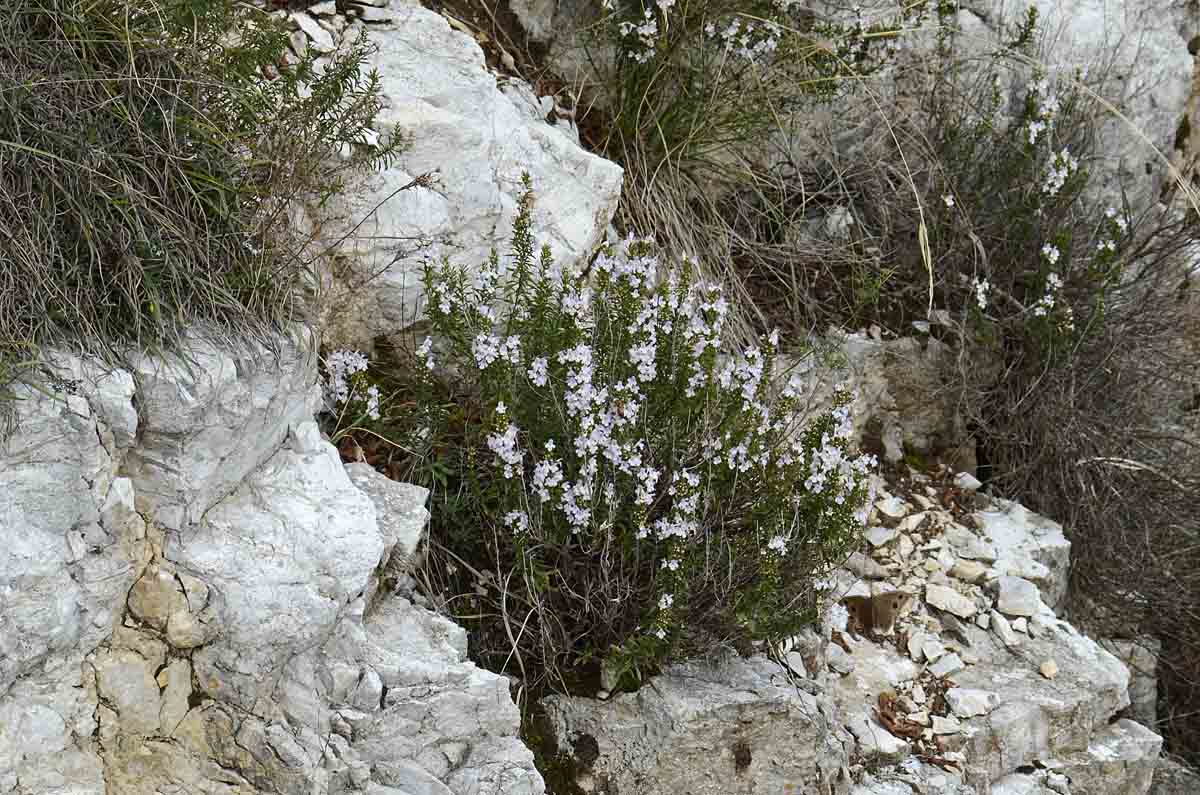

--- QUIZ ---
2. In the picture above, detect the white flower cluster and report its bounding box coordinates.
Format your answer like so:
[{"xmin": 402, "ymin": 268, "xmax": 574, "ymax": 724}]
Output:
[
  {"xmin": 323, "ymin": 349, "xmax": 381, "ymax": 420},
  {"xmin": 1026, "ymin": 76, "xmax": 1061, "ymax": 146},
  {"xmin": 972, "ymin": 277, "xmax": 991, "ymax": 311},
  {"xmin": 618, "ymin": 8, "xmax": 660, "ymax": 63},
  {"xmin": 416, "ymin": 336, "xmax": 435, "ymax": 370},
  {"xmin": 1032, "ymin": 270, "xmax": 1063, "ymax": 317},
  {"xmin": 703, "ymin": 17, "xmax": 782, "ymax": 63},
  {"xmin": 1042, "ymin": 147, "xmax": 1079, "ymax": 197},
  {"xmin": 473, "ymin": 333, "xmax": 521, "ymax": 370},
  {"xmin": 1096, "ymin": 206, "xmax": 1128, "ymax": 253},
  {"xmin": 487, "ymin": 423, "xmax": 524, "ymax": 479}
]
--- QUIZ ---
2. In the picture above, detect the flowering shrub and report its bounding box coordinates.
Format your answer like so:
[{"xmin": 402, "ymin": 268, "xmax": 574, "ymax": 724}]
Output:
[
  {"xmin": 402, "ymin": 184, "xmax": 874, "ymax": 691},
  {"xmin": 320, "ymin": 349, "xmax": 383, "ymax": 442},
  {"xmin": 586, "ymin": 0, "xmax": 934, "ymax": 173}
]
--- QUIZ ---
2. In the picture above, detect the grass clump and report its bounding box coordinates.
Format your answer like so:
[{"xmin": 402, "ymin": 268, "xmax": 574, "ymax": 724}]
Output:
[
  {"xmin": 324, "ymin": 181, "xmax": 876, "ymax": 696},
  {"xmin": 0, "ymin": 0, "xmax": 398, "ymax": 372}
]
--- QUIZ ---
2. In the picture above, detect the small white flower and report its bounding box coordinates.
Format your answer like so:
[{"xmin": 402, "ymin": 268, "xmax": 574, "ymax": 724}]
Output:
[
  {"xmin": 1041, "ymin": 243, "xmax": 1061, "ymax": 265},
  {"xmin": 527, "ymin": 356, "xmax": 549, "ymax": 386},
  {"xmin": 942, "ymin": 193, "xmax": 955, "ymax": 208},
  {"xmin": 658, "ymin": 593, "xmax": 674, "ymax": 610},
  {"xmin": 972, "ymin": 277, "xmax": 991, "ymax": 311},
  {"xmin": 503, "ymin": 510, "xmax": 529, "ymax": 533},
  {"xmin": 496, "ymin": 401, "xmax": 507, "ymax": 416}
]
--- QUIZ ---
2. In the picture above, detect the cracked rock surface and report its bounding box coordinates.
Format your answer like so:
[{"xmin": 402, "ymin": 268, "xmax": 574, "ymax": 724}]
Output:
[{"xmin": 0, "ymin": 329, "xmax": 542, "ymax": 794}]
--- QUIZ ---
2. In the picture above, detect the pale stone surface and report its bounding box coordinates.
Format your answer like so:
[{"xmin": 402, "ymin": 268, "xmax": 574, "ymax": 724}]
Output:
[
  {"xmin": 849, "ymin": 715, "xmax": 910, "ymax": 761},
  {"xmin": 1100, "ymin": 637, "xmax": 1161, "ymax": 729},
  {"xmin": 946, "ymin": 688, "xmax": 1000, "ymax": 718},
  {"xmin": 124, "ymin": 329, "xmax": 319, "ymax": 531},
  {"xmin": 926, "ymin": 584, "xmax": 978, "ymax": 618},
  {"xmin": 293, "ymin": 11, "xmax": 335, "ymax": 52},
  {"xmin": 542, "ymin": 655, "xmax": 850, "ymax": 795},
  {"xmin": 975, "ymin": 499, "xmax": 1071, "ymax": 611},
  {"xmin": 1152, "ymin": 755, "xmax": 1200, "ymax": 795},
  {"xmin": 0, "ymin": 332, "xmax": 542, "ymax": 794},
  {"xmin": 314, "ymin": 3, "xmax": 623, "ymax": 350},
  {"xmin": 1048, "ymin": 718, "xmax": 1163, "ymax": 795},
  {"xmin": 996, "ymin": 576, "xmax": 1044, "ymax": 617}
]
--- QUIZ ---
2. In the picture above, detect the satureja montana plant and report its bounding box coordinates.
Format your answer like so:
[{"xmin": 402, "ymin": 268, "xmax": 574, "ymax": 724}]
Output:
[
  {"xmin": 587, "ymin": 0, "xmax": 928, "ymax": 175},
  {"xmin": 341, "ymin": 180, "xmax": 878, "ymax": 694}
]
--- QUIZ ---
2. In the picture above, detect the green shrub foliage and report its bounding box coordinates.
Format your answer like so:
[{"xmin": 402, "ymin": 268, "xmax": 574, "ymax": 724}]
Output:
[{"xmin": 367, "ymin": 185, "xmax": 877, "ymax": 692}]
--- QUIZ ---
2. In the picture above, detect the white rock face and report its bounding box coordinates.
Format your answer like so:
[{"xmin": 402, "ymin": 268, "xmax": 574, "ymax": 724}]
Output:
[
  {"xmin": 315, "ymin": 2, "xmax": 623, "ymax": 350},
  {"xmin": 978, "ymin": 498, "xmax": 1071, "ymax": 611},
  {"xmin": 542, "ymin": 655, "xmax": 850, "ymax": 795},
  {"xmin": 123, "ymin": 330, "xmax": 319, "ymax": 531},
  {"xmin": 981, "ymin": 0, "xmax": 1194, "ymax": 201},
  {"xmin": 0, "ymin": 333, "xmax": 542, "ymax": 794}
]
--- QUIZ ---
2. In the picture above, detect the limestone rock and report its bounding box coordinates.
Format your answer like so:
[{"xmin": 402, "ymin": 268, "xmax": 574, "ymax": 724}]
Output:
[
  {"xmin": 975, "ymin": 499, "xmax": 1070, "ymax": 611},
  {"xmin": 314, "ymin": 3, "xmax": 623, "ymax": 350},
  {"xmin": 124, "ymin": 328, "xmax": 319, "ymax": 531},
  {"xmin": 542, "ymin": 655, "xmax": 849, "ymax": 795},
  {"xmin": 996, "ymin": 576, "xmax": 1043, "ymax": 618},
  {"xmin": 292, "ymin": 11, "xmax": 335, "ymax": 52},
  {"xmin": 945, "ymin": 688, "xmax": 1000, "ymax": 719},
  {"xmin": 926, "ymin": 584, "xmax": 978, "ymax": 618}
]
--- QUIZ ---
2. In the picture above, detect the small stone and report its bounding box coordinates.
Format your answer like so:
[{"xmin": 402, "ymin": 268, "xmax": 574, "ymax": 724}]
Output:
[
  {"xmin": 950, "ymin": 559, "xmax": 988, "ymax": 584},
  {"xmin": 943, "ymin": 525, "xmax": 998, "ymax": 562},
  {"xmin": 596, "ymin": 689, "xmax": 610, "ymax": 701},
  {"xmin": 923, "ymin": 559, "xmax": 942, "ymax": 573},
  {"xmin": 911, "ymin": 684, "xmax": 927, "ymax": 705},
  {"xmin": 292, "ymin": 12, "xmax": 335, "ymax": 52},
  {"xmin": 925, "ymin": 584, "xmax": 977, "ymax": 618},
  {"xmin": 921, "ymin": 639, "xmax": 947, "ymax": 663},
  {"xmin": 847, "ymin": 716, "xmax": 909, "ymax": 761},
  {"xmin": 1011, "ymin": 617, "xmax": 1029, "ymax": 634},
  {"xmin": 975, "ymin": 613, "xmax": 990, "ymax": 630},
  {"xmin": 990, "ymin": 610, "xmax": 1019, "ymax": 646},
  {"xmin": 936, "ymin": 546, "xmax": 957, "ymax": 571},
  {"xmin": 309, "ymin": 0, "xmax": 337, "ymax": 14},
  {"xmin": 351, "ymin": 668, "xmax": 384, "ymax": 711},
  {"xmin": 865, "ymin": 525, "xmax": 898, "ymax": 548},
  {"xmin": 827, "ymin": 644, "xmax": 857, "ymax": 675},
  {"xmin": 959, "ymin": 649, "xmax": 979, "ymax": 665},
  {"xmin": 159, "ymin": 659, "xmax": 192, "ymax": 735},
  {"xmin": 166, "ymin": 610, "xmax": 207, "ymax": 649},
  {"xmin": 945, "ymin": 688, "xmax": 999, "ymax": 718},
  {"xmin": 908, "ymin": 710, "xmax": 930, "ymax": 726},
  {"xmin": 996, "ymin": 576, "xmax": 1042, "ymax": 617},
  {"xmin": 907, "ymin": 632, "xmax": 926, "ymax": 661},
  {"xmin": 931, "ymin": 715, "xmax": 962, "ymax": 735},
  {"xmin": 875, "ymin": 495, "xmax": 910, "ymax": 520},
  {"xmin": 928, "ymin": 653, "xmax": 965, "ymax": 678},
  {"xmin": 953, "ymin": 472, "xmax": 983, "ymax": 491},
  {"xmin": 846, "ymin": 551, "xmax": 891, "ymax": 580},
  {"xmin": 912, "ymin": 493, "xmax": 936, "ymax": 509},
  {"xmin": 898, "ymin": 535, "xmax": 915, "ymax": 559},
  {"xmin": 898, "ymin": 512, "xmax": 928, "ymax": 532},
  {"xmin": 1040, "ymin": 659, "xmax": 1059, "ymax": 679}
]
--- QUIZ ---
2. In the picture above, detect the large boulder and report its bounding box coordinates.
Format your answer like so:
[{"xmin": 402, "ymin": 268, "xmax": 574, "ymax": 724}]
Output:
[
  {"xmin": 0, "ymin": 332, "xmax": 544, "ymax": 794},
  {"xmin": 541, "ymin": 655, "xmax": 851, "ymax": 795},
  {"xmin": 309, "ymin": 1, "xmax": 624, "ymax": 350},
  {"xmin": 540, "ymin": 472, "xmax": 1161, "ymax": 794}
]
